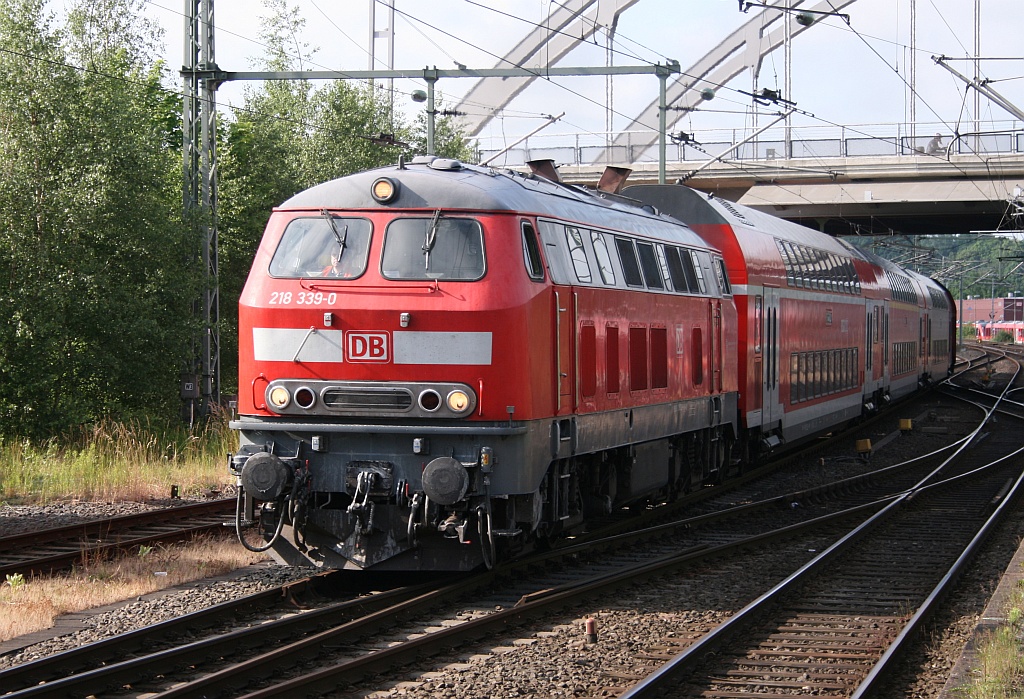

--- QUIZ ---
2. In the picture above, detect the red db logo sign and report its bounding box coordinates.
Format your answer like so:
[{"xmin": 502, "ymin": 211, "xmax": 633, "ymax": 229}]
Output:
[{"xmin": 347, "ymin": 332, "xmax": 389, "ymax": 362}]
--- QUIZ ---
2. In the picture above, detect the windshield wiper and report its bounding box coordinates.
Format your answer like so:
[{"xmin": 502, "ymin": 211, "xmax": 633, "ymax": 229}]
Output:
[
  {"xmin": 422, "ymin": 209, "xmax": 442, "ymax": 270},
  {"xmin": 322, "ymin": 210, "xmax": 348, "ymax": 258}
]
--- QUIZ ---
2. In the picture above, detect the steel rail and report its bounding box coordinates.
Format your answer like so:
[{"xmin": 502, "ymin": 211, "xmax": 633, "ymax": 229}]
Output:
[
  {"xmin": 616, "ymin": 357, "xmax": 1023, "ymax": 698},
  {"xmin": 0, "ymin": 499, "xmax": 235, "ymax": 578}
]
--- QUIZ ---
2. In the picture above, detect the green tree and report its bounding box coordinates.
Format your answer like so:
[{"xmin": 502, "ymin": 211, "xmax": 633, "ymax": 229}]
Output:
[
  {"xmin": 0, "ymin": 0, "xmax": 196, "ymax": 437},
  {"xmin": 408, "ymin": 94, "xmax": 477, "ymax": 162},
  {"xmin": 218, "ymin": 0, "xmax": 474, "ymax": 394}
]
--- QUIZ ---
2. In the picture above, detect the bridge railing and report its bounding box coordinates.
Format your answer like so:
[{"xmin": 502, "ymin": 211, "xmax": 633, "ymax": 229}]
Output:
[{"xmin": 477, "ymin": 120, "xmax": 1024, "ymax": 167}]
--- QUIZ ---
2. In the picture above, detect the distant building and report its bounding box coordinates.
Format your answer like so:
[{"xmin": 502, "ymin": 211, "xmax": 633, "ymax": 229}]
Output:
[
  {"xmin": 958, "ymin": 296, "xmax": 1024, "ymax": 342},
  {"xmin": 958, "ymin": 296, "xmax": 1024, "ymax": 324}
]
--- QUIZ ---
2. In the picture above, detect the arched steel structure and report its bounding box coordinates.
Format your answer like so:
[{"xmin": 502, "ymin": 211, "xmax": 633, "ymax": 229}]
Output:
[
  {"xmin": 455, "ymin": 0, "xmax": 860, "ymax": 161},
  {"xmin": 454, "ymin": 0, "xmax": 640, "ymax": 137},
  {"xmin": 597, "ymin": 0, "xmax": 859, "ymax": 164}
]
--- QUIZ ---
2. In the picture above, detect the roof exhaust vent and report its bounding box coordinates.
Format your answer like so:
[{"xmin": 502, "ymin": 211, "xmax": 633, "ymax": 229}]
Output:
[
  {"xmin": 597, "ymin": 166, "xmax": 632, "ymax": 194},
  {"xmin": 526, "ymin": 159, "xmax": 561, "ymax": 183}
]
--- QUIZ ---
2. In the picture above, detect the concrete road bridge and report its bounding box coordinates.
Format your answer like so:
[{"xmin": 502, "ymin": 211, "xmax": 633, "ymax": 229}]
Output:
[
  {"xmin": 453, "ymin": 0, "xmax": 1023, "ymax": 238},
  {"xmin": 478, "ymin": 120, "xmax": 1024, "ymax": 237}
]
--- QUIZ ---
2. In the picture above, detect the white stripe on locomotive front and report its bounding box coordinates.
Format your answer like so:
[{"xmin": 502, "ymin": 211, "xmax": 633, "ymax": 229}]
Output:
[{"xmin": 253, "ymin": 327, "xmax": 493, "ymax": 365}]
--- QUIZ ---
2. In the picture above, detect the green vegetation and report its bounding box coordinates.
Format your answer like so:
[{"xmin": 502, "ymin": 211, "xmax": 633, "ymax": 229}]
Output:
[
  {"xmin": 956, "ymin": 578, "xmax": 1024, "ymax": 698},
  {"xmin": 0, "ymin": 0, "xmax": 472, "ymax": 451},
  {"xmin": 847, "ymin": 232, "xmax": 1024, "ymax": 302},
  {"xmin": 0, "ymin": 413, "xmax": 235, "ymax": 502}
]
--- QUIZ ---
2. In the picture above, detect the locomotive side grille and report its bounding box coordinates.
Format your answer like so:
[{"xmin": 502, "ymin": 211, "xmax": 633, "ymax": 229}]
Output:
[{"xmin": 322, "ymin": 388, "xmax": 413, "ymax": 411}]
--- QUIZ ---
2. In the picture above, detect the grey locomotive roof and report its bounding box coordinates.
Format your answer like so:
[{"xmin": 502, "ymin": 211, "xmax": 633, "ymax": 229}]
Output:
[{"xmin": 280, "ymin": 158, "xmax": 713, "ymax": 250}]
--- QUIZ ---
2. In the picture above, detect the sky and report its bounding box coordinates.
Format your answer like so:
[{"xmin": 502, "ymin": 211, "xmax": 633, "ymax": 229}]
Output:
[{"xmin": 125, "ymin": 0, "xmax": 1024, "ymax": 157}]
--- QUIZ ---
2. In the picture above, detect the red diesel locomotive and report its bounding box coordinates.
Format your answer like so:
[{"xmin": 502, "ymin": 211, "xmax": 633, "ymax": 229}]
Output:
[{"xmin": 229, "ymin": 157, "xmax": 954, "ymax": 571}]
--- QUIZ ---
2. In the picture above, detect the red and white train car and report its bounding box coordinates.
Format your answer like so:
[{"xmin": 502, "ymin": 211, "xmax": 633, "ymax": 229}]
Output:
[
  {"xmin": 231, "ymin": 158, "xmax": 738, "ymax": 571},
  {"xmin": 623, "ymin": 185, "xmax": 955, "ymax": 457}
]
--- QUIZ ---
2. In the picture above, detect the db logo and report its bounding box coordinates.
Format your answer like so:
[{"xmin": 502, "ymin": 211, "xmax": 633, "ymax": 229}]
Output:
[{"xmin": 347, "ymin": 332, "xmax": 390, "ymax": 362}]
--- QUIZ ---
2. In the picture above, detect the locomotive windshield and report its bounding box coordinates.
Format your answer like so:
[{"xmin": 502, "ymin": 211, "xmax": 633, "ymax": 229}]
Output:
[
  {"xmin": 269, "ymin": 216, "xmax": 372, "ymax": 278},
  {"xmin": 381, "ymin": 216, "xmax": 485, "ymax": 281}
]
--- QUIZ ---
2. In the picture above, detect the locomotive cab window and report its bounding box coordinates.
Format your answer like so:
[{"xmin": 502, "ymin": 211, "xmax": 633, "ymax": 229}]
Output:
[
  {"xmin": 269, "ymin": 215, "xmax": 372, "ymax": 279},
  {"xmin": 381, "ymin": 216, "xmax": 485, "ymax": 281}
]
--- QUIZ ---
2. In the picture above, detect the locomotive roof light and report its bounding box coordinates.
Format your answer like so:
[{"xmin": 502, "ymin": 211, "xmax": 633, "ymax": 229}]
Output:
[
  {"xmin": 268, "ymin": 386, "xmax": 291, "ymax": 410},
  {"xmin": 371, "ymin": 177, "xmax": 399, "ymax": 203}
]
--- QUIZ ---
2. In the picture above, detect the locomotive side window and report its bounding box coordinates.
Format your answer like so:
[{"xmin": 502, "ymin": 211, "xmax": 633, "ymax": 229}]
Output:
[
  {"xmin": 677, "ymin": 247, "xmax": 701, "ymax": 293},
  {"xmin": 713, "ymin": 257, "xmax": 732, "ymax": 295},
  {"xmin": 655, "ymin": 246, "xmax": 674, "ymax": 292},
  {"xmin": 615, "ymin": 237, "xmax": 644, "ymax": 288},
  {"xmin": 636, "ymin": 242, "xmax": 664, "ymax": 290},
  {"xmin": 382, "ymin": 216, "xmax": 485, "ymax": 281},
  {"xmin": 521, "ymin": 221, "xmax": 544, "ymax": 281},
  {"xmin": 591, "ymin": 232, "xmax": 617, "ymax": 285},
  {"xmin": 269, "ymin": 216, "xmax": 372, "ymax": 279},
  {"xmin": 689, "ymin": 251, "xmax": 708, "ymax": 294},
  {"xmin": 565, "ymin": 227, "xmax": 593, "ymax": 283},
  {"xmin": 664, "ymin": 247, "xmax": 689, "ymax": 293}
]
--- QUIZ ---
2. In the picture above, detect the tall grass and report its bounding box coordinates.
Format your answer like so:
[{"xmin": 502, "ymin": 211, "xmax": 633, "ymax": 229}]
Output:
[
  {"xmin": 0, "ymin": 408, "xmax": 237, "ymax": 503},
  {"xmin": 957, "ymin": 577, "xmax": 1024, "ymax": 698}
]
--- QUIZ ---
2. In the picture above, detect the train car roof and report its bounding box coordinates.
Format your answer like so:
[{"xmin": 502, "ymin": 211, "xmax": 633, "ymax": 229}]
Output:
[
  {"xmin": 622, "ymin": 184, "xmax": 868, "ymax": 260},
  {"xmin": 279, "ymin": 158, "xmax": 714, "ymax": 250}
]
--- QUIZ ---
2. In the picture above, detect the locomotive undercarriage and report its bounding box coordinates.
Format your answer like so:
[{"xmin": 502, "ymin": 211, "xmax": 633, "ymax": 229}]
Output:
[{"xmin": 230, "ymin": 397, "xmax": 738, "ymax": 571}]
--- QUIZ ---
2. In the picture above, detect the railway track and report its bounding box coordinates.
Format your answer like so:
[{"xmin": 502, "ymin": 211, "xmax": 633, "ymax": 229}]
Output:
[
  {"xmin": 0, "ymin": 499, "xmax": 235, "ymax": 579},
  {"xmin": 614, "ymin": 352, "xmax": 1024, "ymax": 698},
  {"xmin": 0, "ymin": 391, "xmax": 987, "ymax": 698}
]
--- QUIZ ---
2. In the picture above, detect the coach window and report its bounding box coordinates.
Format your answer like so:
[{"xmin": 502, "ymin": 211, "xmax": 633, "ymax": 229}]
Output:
[
  {"xmin": 636, "ymin": 242, "xmax": 664, "ymax": 290},
  {"xmin": 565, "ymin": 227, "xmax": 593, "ymax": 283},
  {"xmin": 615, "ymin": 237, "xmax": 644, "ymax": 288},
  {"xmin": 521, "ymin": 221, "xmax": 544, "ymax": 281},
  {"xmin": 270, "ymin": 216, "xmax": 372, "ymax": 279},
  {"xmin": 591, "ymin": 232, "xmax": 617, "ymax": 285},
  {"xmin": 754, "ymin": 295, "xmax": 763, "ymax": 353},
  {"xmin": 382, "ymin": 216, "xmax": 485, "ymax": 281}
]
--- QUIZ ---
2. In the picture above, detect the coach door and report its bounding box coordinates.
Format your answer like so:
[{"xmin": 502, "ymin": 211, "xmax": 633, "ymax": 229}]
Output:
[{"xmin": 762, "ymin": 287, "xmax": 781, "ymax": 428}]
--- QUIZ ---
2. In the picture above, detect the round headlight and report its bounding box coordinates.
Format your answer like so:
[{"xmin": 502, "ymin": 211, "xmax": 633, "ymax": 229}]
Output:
[
  {"xmin": 293, "ymin": 386, "xmax": 316, "ymax": 409},
  {"xmin": 371, "ymin": 177, "xmax": 399, "ymax": 203},
  {"xmin": 268, "ymin": 386, "xmax": 291, "ymax": 409},
  {"xmin": 419, "ymin": 389, "xmax": 441, "ymax": 412},
  {"xmin": 447, "ymin": 390, "xmax": 471, "ymax": 414}
]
